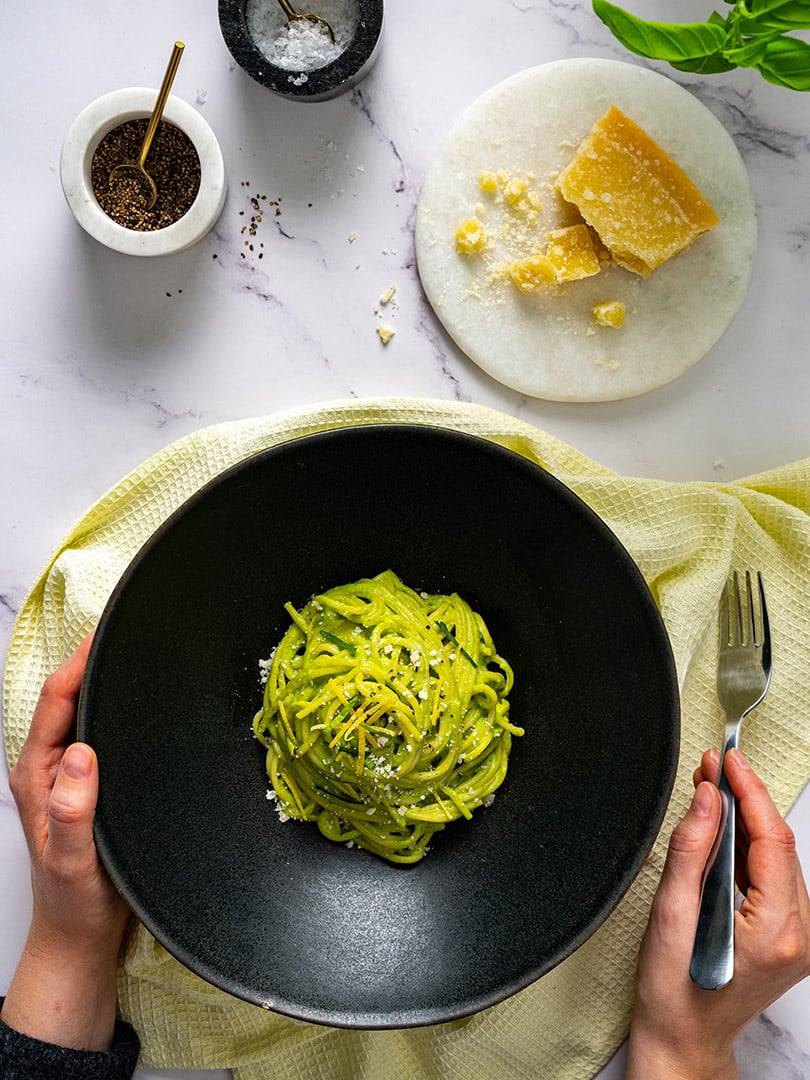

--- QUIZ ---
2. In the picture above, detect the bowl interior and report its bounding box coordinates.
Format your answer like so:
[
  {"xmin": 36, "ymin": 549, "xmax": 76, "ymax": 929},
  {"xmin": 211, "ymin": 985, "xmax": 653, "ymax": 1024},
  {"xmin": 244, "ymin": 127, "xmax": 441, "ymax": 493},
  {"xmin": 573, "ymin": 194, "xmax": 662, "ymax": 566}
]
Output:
[{"xmin": 79, "ymin": 424, "xmax": 679, "ymax": 1027}]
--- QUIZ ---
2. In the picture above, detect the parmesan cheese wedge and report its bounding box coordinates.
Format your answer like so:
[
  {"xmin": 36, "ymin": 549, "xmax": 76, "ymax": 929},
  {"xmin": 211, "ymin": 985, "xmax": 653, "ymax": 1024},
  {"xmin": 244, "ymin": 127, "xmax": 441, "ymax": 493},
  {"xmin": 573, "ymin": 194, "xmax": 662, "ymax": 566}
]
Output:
[{"xmin": 556, "ymin": 106, "xmax": 720, "ymax": 276}]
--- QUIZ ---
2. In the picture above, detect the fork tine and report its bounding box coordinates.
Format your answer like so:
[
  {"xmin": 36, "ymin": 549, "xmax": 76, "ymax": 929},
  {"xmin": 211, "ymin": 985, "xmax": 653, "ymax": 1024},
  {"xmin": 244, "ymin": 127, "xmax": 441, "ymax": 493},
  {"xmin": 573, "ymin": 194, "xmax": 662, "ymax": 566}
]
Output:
[
  {"xmin": 727, "ymin": 569, "xmax": 764, "ymax": 646},
  {"xmin": 732, "ymin": 570, "xmax": 743, "ymax": 644},
  {"xmin": 757, "ymin": 571, "xmax": 771, "ymax": 665},
  {"xmin": 743, "ymin": 570, "xmax": 758, "ymax": 645},
  {"xmin": 744, "ymin": 569, "xmax": 756, "ymax": 646},
  {"xmin": 719, "ymin": 577, "xmax": 730, "ymax": 646}
]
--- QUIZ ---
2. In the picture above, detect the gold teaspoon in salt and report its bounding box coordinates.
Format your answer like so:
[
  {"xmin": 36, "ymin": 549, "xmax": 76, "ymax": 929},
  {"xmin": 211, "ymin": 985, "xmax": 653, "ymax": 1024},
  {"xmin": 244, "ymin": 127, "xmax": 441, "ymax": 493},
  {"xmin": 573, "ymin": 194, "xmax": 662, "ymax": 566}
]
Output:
[
  {"xmin": 108, "ymin": 41, "xmax": 185, "ymax": 210},
  {"xmin": 275, "ymin": 0, "xmax": 336, "ymax": 43}
]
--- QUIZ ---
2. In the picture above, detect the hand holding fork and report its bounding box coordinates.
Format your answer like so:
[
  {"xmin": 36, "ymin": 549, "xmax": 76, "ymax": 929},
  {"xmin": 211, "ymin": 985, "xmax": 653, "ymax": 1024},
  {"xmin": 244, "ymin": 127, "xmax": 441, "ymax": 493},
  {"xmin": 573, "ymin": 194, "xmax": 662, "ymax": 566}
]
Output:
[{"xmin": 690, "ymin": 570, "xmax": 771, "ymax": 989}]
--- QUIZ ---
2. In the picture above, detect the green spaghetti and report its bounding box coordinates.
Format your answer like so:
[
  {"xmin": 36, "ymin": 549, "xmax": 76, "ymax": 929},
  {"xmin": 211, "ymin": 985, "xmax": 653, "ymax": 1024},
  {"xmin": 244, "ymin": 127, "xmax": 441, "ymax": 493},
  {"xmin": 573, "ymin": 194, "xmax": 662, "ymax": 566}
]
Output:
[{"xmin": 253, "ymin": 570, "xmax": 521, "ymax": 864}]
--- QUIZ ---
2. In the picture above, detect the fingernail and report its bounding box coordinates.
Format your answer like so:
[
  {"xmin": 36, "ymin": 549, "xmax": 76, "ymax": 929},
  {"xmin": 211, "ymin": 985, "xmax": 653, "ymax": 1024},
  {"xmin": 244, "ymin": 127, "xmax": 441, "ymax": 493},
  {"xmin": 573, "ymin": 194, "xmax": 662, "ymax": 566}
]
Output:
[
  {"xmin": 62, "ymin": 743, "xmax": 92, "ymax": 780},
  {"xmin": 692, "ymin": 781, "xmax": 714, "ymax": 816},
  {"xmin": 729, "ymin": 748, "xmax": 751, "ymax": 769}
]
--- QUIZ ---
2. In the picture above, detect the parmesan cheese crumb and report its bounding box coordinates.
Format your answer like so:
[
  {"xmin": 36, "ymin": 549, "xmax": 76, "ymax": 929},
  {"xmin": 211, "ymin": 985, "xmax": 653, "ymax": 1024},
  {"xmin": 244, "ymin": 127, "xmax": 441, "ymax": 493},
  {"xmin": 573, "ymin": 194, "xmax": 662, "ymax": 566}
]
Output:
[
  {"xmin": 478, "ymin": 169, "xmax": 499, "ymax": 193},
  {"xmin": 376, "ymin": 324, "xmax": 395, "ymax": 344},
  {"xmin": 509, "ymin": 254, "xmax": 556, "ymax": 292},
  {"xmin": 592, "ymin": 300, "xmax": 626, "ymax": 328},
  {"xmin": 503, "ymin": 176, "xmax": 527, "ymax": 204},
  {"xmin": 265, "ymin": 789, "xmax": 290, "ymax": 822},
  {"xmin": 455, "ymin": 217, "xmax": 488, "ymax": 254}
]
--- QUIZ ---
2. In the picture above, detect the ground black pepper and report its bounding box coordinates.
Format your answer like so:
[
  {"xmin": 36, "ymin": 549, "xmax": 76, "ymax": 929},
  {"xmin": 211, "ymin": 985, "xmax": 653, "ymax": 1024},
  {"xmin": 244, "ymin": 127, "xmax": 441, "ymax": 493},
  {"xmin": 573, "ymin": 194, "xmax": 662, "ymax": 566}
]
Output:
[
  {"xmin": 237, "ymin": 181, "xmax": 279, "ymax": 262},
  {"xmin": 91, "ymin": 119, "xmax": 201, "ymax": 231}
]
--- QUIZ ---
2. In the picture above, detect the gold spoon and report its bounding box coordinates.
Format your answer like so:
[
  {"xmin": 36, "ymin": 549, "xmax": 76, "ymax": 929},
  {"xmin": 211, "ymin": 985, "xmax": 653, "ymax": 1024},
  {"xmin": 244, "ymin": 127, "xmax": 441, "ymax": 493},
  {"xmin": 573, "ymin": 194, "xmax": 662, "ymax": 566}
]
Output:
[
  {"xmin": 275, "ymin": 0, "xmax": 336, "ymax": 44},
  {"xmin": 109, "ymin": 41, "xmax": 185, "ymax": 210}
]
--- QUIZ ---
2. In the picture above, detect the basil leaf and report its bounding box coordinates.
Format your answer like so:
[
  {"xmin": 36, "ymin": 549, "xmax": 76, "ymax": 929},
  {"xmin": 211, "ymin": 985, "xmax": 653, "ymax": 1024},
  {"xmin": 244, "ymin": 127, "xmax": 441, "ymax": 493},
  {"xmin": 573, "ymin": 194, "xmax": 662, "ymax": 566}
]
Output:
[
  {"xmin": 755, "ymin": 35, "xmax": 810, "ymax": 89},
  {"xmin": 671, "ymin": 53, "xmax": 737, "ymax": 74},
  {"xmin": 674, "ymin": 9, "xmax": 735, "ymax": 70},
  {"xmin": 743, "ymin": 0, "xmax": 810, "ymax": 30},
  {"xmin": 593, "ymin": 0, "xmax": 810, "ymax": 89},
  {"xmin": 724, "ymin": 28, "xmax": 784, "ymax": 64},
  {"xmin": 740, "ymin": 15, "xmax": 810, "ymax": 32},
  {"xmin": 592, "ymin": 0, "xmax": 728, "ymax": 61}
]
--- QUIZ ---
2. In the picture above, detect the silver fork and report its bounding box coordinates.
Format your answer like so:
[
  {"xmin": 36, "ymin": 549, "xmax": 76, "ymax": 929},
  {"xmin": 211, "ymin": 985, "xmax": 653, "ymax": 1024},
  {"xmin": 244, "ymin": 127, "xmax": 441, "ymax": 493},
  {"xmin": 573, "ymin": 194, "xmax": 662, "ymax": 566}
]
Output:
[{"xmin": 690, "ymin": 570, "xmax": 772, "ymax": 990}]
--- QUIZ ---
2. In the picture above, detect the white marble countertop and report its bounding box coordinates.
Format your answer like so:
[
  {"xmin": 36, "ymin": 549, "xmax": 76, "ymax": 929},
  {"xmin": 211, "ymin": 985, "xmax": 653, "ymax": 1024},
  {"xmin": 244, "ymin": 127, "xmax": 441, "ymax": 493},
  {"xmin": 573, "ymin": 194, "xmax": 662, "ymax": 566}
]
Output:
[{"xmin": 1, "ymin": 1, "xmax": 809, "ymax": 1077}]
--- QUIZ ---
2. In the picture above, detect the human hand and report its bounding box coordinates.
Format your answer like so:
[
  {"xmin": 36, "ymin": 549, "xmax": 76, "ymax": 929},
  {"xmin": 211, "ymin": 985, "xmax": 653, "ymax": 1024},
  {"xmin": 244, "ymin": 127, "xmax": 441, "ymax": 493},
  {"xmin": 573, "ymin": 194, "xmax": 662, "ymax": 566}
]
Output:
[
  {"xmin": 1, "ymin": 635, "xmax": 131, "ymax": 1050},
  {"xmin": 627, "ymin": 748, "xmax": 810, "ymax": 1080}
]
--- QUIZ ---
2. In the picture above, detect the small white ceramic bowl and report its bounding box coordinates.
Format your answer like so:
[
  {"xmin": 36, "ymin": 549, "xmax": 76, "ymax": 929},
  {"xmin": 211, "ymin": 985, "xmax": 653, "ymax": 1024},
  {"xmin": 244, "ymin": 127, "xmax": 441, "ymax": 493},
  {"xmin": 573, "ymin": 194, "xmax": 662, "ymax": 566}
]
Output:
[{"xmin": 60, "ymin": 87, "xmax": 227, "ymax": 257}]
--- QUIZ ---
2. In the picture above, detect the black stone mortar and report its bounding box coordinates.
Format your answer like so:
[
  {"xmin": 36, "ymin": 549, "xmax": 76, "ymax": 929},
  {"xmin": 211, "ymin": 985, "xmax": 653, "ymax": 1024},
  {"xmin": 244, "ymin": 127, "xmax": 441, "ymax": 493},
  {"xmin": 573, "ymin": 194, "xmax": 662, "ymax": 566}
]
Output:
[{"xmin": 218, "ymin": 0, "xmax": 384, "ymax": 101}]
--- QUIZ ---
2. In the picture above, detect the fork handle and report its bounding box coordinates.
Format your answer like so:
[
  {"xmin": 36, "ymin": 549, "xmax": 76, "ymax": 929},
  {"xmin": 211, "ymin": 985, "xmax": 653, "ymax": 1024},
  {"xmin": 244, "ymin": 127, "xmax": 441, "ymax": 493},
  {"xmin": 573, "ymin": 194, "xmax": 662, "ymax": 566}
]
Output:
[{"xmin": 689, "ymin": 735, "xmax": 738, "ymax": 989}]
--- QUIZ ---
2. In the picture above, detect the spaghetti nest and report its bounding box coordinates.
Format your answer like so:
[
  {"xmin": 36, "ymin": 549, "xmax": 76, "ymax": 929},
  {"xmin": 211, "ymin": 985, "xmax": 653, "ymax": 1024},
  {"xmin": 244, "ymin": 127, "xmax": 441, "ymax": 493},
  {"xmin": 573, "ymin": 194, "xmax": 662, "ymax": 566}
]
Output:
[{"xmin": 253, "ymin": 570, "xmax": 521, "ymax": 864}]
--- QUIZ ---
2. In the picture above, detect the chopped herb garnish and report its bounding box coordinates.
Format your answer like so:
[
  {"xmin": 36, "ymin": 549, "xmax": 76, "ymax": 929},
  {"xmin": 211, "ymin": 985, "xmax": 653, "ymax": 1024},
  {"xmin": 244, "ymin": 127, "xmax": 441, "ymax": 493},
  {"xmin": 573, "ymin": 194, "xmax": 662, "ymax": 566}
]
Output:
[
  {"xmin": 328, "ymin": 694, "xmax": 362, "ymax": 731},
  {"xmin": 436, "ymin": 620, "xmax": 478, "ymax": 668},
  {"xmin": 321, "ymin": 630, "xmax": 357, "ymax": 653}
]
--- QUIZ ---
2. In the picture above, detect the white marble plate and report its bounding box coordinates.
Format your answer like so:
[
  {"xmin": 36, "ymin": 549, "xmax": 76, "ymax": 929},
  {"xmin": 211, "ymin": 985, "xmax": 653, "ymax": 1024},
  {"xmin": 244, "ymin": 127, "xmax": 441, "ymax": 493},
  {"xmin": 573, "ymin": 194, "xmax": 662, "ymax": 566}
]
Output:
[{"xmin": 415, "ymin": 58, "xmax": 756, "ymax": 402}]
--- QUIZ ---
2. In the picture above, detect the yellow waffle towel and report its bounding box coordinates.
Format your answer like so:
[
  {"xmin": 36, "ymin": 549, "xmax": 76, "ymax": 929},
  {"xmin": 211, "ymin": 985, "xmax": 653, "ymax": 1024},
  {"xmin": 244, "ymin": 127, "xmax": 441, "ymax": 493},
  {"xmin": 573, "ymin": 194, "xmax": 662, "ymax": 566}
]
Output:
[{"xmin": 4, "ymin": 398, "xmax": 810, "ymax": 1080}]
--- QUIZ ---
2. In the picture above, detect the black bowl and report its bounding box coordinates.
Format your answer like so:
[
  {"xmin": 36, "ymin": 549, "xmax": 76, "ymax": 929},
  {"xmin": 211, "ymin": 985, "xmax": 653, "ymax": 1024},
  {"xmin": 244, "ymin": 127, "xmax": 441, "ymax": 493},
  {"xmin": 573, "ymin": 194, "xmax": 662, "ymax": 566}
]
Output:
[
  {"xmin": 218, "ymin": 0, "xmax": 384, "ymax": 101},
  {"xmin": 78, "ymin": 424, "xmax": 679, "ymax": 1028}
]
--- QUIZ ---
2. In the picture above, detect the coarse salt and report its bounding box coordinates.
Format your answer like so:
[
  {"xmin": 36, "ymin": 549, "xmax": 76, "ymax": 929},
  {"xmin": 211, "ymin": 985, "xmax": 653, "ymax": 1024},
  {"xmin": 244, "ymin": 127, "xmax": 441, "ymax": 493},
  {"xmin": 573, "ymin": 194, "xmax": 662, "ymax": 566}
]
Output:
[{"xmin": 245, "ymin": 0, "xmax": 357, "ymax": 72}]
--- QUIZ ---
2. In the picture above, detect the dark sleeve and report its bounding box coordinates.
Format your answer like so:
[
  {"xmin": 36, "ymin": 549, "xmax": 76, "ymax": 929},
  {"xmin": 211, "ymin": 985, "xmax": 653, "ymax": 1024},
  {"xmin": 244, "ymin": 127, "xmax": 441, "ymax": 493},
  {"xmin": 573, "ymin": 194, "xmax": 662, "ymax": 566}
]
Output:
[{"xmin": 0, "ymin": 998, "xmax": 140, "ymax": 1079}]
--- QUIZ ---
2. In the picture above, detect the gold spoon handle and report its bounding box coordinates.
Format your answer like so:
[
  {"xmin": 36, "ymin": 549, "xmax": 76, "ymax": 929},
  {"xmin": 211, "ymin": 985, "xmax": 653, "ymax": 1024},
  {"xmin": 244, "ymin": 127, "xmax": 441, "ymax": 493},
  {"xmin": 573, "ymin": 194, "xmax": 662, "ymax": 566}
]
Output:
[
  {"xmin": 275, "ymin": 0, "xmax": 300, "ymax": 18},
  {"xmin": 138, "ymin": 41, "xmax": 185, "ymax": 169}
]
